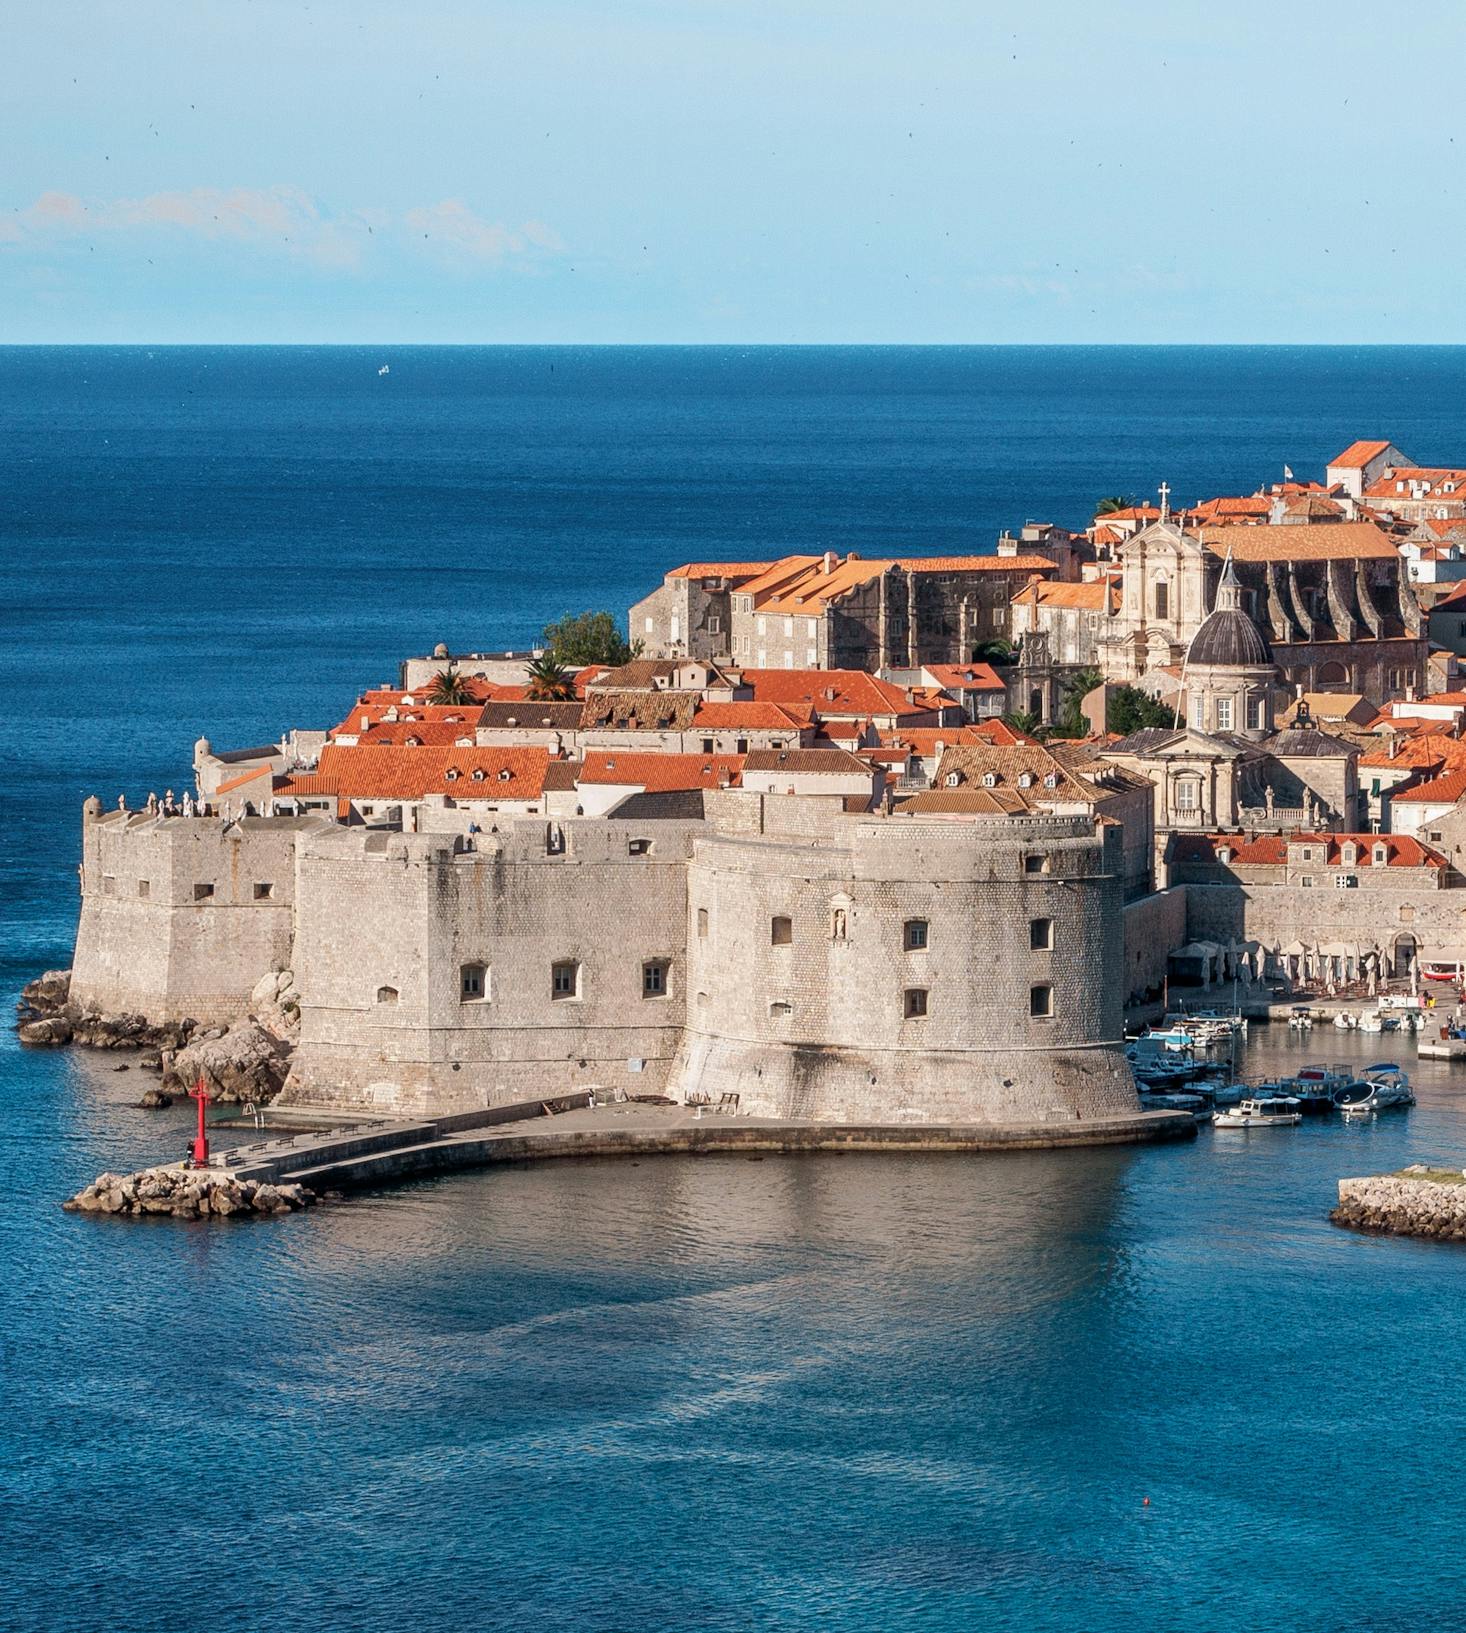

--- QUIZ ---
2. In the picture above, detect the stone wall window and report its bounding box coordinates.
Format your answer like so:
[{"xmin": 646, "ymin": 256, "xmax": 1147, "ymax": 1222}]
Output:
[
  {"xmin": 137, "ymin": 879, "xmax": 150, "ymax": 899},
  {"xmin": 701, "ymin": 737, "xmax": 715, "ymax": 754},
  {"xmin": 1029, "ymin": 917, "xmax": 1053, "ymax": 951},
  {"xmin": 769, "ymin": 999, "xmax": 792, "ymax": 1017},
  {"xmin": 904, "ymin": 918, "xmax": 929, "ymax": 951},
  {"xmin": 1247, "ymin": 694, "xmax": 1266, "ymax": 731},
  {"xmin": 551, "ymin": 961, "xmax": 581, "ymax": 1001},
  {"xmin": 102, "ymin": 874, "xmax": 116, "ymax": 896},
  {"xmin": 253, "ymin": 882, "xmax": 275, "ymax": 900},
  {"xmin": 376, "ymin": 985, "xmax": 399, "ymax": 1005},
  {"xmin": 1215, "ymin": 697, "xmax": 1233, "ymax": 731},
  {"xmin": 1174, "ymin": 780, "xmax": 1199, "ymax": 812},
  {"xmin": 1029, "ymin": 984, "xmax": 1054, "ymax": 1019},
  {"xmin": 193, "ymin": 882, "xmax": 214, "ymax": 901},
  {"xmin": 642, "ymin": 959, "xmax": 670, "ymax": 998},
  {"xmin": 771, "ymin": 915, "xmax": 793, "ymax": 946},
  {"xmin": 1154, "ymin": 576, "xmax": 1169, "ymax": 620},
  {"xmin": 460, "ymin": 963, "xmax": 488, "ymax": 1001},
  {"xmin": 697, "ymin": 907, "xmax": 709, "ymax": 938},
  {"xmin": 1023, "ymin": 853, "xmax": 1047, "ymax": 875},
  {"xmin": 903, "ymin": 987, "xmax": 929, "ymax": 1019},
  {"xmin": 628, "ymin": 838, "xmax": 652, "ymax": 857}
]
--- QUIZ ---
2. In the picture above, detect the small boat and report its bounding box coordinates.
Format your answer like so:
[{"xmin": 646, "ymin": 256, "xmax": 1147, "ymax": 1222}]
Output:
[
  {"xmin": 1214, "ymin": 1096, "xmax": 1303, "ymax": 1129},
  {"xmin": 1141, "ymin": 1025, "xmax": 1197, "ymax": 1055},
  {"xmin": 1333, "ymin": 1011, "xmax": 1357, "ymax": 1030},
  {"xmin": 1288, "ymin": 1007, "xmax": 1315, "ymax": 1030},
  {"xmin": 1335, "ymin": 1064, "xmax": 1415, "ymax": 1115},
  {"xmin": 378, "ymin": 363, "xmax": 390, "ymax": 376},
  {"xmin": 1358, "ymin": 1011, "xmax": 1399, "ymax": 1034}
]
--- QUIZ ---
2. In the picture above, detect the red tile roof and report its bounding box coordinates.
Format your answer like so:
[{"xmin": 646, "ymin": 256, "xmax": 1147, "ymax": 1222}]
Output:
[
  {"xmin": 279, "ymin": 745, "xmax": 553, "ymax": 801},
  {"xmin": 1391, "ymin": 769, "xmax": 1466, "ymax": 805},
  {"xmin": 920, "ymin": 663, "xmax": 1007, "ymax": 693},
  {"xmin": 741, "ymin": 668, "xmax": 931, "ymax": 719},
  {"xmin": 690, "ymin": 701, "xmax": 812, "ymax": 730},
  {"xmin": 575, "ymin": 752, "xmax": 744, "ymax": 790},
  {"xmin": 1175, "ymin": 831, "xmax": 1446, "ymax": 867},
  {"xmin": 215, "ymin": 765, "xmax": 273, "ymax": 795},
  {"xmin": 1329, "ymin": 440, "xmax": 1394, "ymax": 469},
  {"xmin": 343, "ymin": 722, "xmax": 478, "ymax": 746},
  {"xmin": 665, "ymin": 562, "xmax": 778, "ymax": 580}
]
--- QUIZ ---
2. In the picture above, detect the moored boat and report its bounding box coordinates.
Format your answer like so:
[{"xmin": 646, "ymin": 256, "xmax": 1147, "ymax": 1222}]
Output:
[
  {"xmin": 1213, "ymin": 1096, "xmax": 1303, "ymax": 1129},
  {"xmin": 1335, "ymin": 1064, "xmax": 1415, "ymax": 1116}
]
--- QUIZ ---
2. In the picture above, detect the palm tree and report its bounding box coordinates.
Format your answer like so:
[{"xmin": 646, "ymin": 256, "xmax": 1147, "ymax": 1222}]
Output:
[
  {"xmin": 526, "ymin": 654, "xmax": 577, "ymax": 701},
  {"xmin": 425, "ymin": 666, "xmax": 475, "ymax": 705},
  {"xmin": 1094, "ymin": 495, "xmax": 1132, "ymax": 516}
]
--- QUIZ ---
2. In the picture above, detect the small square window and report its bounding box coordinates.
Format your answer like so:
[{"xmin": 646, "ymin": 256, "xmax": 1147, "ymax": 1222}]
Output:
[
  {"xmin": 701, "ymin": 738, "xmax": 715, "ymax": 754},
  {"xmin": 1030, "ymin": 918, "xmax": 1053, "ymax": 951},
  {"xmin": 551, "ymin": 961, "xmax": 580, "ymax": 1000},
  {"xmin": 1029, "ymin": 984, "xmax": 1053, "ymax": 1019},
  {"xmin": 642, "ymin": 960, "xmax": 670, "ymax": 998},
  {"xmin": 904, "ymin": 987, "xmax": 928, "ymax": 1019},
  {"xmin": 771, "ymin": 915, "xmax": 793, "ymax": 946},
  {"xmin": 628, "ymin": 838, "xmax": 652, "ymax": 857},
  {"xmin": 194, "ymin": 882, "xmax": 214, "ymax": 901},
  {"xmin": 137, "ymin": 879, "xmax": 150, "ymax": 899},
  {"xmin": 460, "ymin": 963, "xmax": 487, "ymax": 1001},
  {"xmin": 253, "ymin": 882, "xmax": 274, "ymax": 900},
  {"xmin": 102, "ymin": 874, "xmax": 116, "ymax": 896},
  {"xmin": 1023, "ymin": 854, "xmax": 1045, "ymax": 875},
  {"xmin": 904, "ymin": 919, "xmax": 929, "ymax": 951}
]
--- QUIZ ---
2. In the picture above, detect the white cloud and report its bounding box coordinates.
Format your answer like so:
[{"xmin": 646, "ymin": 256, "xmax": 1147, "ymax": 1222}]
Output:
[{"xmin": 0, "ymin": 187, "xmax": 563, "ymax": 272}]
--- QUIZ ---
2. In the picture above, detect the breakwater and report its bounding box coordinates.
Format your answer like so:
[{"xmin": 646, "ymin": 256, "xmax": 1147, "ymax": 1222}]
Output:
[{"xmin": 1332, "ymin": 1168, "xmax": 1466, "ymax": 1241}]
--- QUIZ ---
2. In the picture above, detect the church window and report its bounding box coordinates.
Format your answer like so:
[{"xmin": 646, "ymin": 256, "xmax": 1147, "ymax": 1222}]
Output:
[
  {"xmin": 1029, "ymin": 984, "xmax": 1054, "ymax": 1019},
  {"xmin": 1190, "ymin": 695, "xmax": 1204, "ymax": 728},
  {"xmin": 460, "ymin": 963, "xmax": 488, "ymax": 1001},
  {"xmin": 904, "ymin": 919, "xmax": 929, "ymax": 951},
  {"xmin": 903, "ymin": 987, "xmax": 928, "ymax": 1019},
  {"xmin": 1215, "ymin": 697, "xmax": 1233, "ymax": 731},
  {"xmin": 1174, "ymin": 780, "xmax": 1199, "ymax": 811},
  {"xmin": 1154, "ymin": 576, "xmax": 1169, "ymax": 619},
  {"xmin": 1247, "ymin": 694, "xmax": 1265, "ymax": 731},
  {"xmin": 771, "ymin": 915, "xmax": 793, "ymax": 946}
]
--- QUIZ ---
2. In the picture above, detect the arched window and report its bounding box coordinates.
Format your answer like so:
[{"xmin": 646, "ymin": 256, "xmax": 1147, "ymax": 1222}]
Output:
[{"xmin": 376, "ymin": 985, "xmax": 399, "ymax": 1005}]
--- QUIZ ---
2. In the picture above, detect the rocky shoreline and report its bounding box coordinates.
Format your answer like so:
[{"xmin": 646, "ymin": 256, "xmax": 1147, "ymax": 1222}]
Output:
[
  {"xmin": 1332, "ymin": 1169, "xmax": 1466, "ymax": 1242},
  {"xmin": 17, "ymin": 968, "xmax": 299, "ymax": 1106},
  {"xmin": 64, "ymin": 1167, "xmax": 315, "ymax": 1219}
]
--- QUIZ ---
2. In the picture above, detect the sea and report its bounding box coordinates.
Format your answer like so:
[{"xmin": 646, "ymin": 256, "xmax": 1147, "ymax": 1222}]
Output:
[{"xmin": 5, "ymin": 346, "xmax": 1466, "ymax": 1633}]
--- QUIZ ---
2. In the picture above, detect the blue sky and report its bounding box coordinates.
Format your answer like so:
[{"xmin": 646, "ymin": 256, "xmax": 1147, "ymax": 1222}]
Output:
[{"xmin": 5, "ymin": 0, "xmax": 1464, "ymax": 343}]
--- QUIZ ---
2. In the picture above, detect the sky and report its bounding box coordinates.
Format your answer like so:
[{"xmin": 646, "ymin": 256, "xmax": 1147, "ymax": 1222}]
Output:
[{"xmin": 4, "ymin": 0, "xmax": 1465, "ymax": 344}]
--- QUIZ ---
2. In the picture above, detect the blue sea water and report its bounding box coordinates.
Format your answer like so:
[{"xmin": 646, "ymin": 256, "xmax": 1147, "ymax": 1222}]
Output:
[{"xmin": 6, "ymin": 347, "xmax": 1466, "ymax": 1632}]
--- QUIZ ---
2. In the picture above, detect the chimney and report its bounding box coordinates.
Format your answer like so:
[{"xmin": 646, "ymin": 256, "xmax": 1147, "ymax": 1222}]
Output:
[
  {"xmin": 1389, "ymin": 736, "xmax": 1398, "ymax": 760},
  {"xmin": 823, "ymin": 551, "xmax": 836, "ymax": 575}
]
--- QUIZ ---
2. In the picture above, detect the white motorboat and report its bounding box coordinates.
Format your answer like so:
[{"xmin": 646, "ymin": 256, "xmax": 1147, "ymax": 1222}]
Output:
[
  {"xmin": 1358, "ymin": 1011, "xmax": 1399, "ymax": 1035},
  {"xmin": 1213, "ymin": 1096, "xmax": 1303, "ymax": 1129},
  {"xmin": 1288, "ymin": 1007, "xmax": 1315, "ymax": 1030},
  {"xmin": 1335, "ymin": 1065, "xmax": 1415, "ymax": 1116},
  {"xmin": 1333, "ymin": 1012, "xmax": 1357, "ymax": 1030}
]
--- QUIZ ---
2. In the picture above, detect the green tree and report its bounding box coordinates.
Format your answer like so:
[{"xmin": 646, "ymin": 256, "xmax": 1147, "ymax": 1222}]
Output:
[
  {"xmin": 1095, "ymin": 495, "xmax": 1133, "ymax": 516},
  {"xmin": 541, "ymin": 610, "xmax": 638, "ymax": 667},
  {"xmin": 425, "ymin": 666, "xmax": 475, "ymax": 705},
  {"xmin": 971, "ymin": 637, "xmax": 1017, "ymax": 666},
  {"xmin": 1003, "ymin": 710, "xmax": 1042, "ymax": 737},
  {"xmin": 525, "ymin": 653, "xmax": 577, "ymax": 701},
  {"xmin": 1050, "ymin": 667, "xmax": 1103, "ymax": 739},
  {"xmin": 1106, "ymin": 684, "xmax": 1176, "ymax": 736}
]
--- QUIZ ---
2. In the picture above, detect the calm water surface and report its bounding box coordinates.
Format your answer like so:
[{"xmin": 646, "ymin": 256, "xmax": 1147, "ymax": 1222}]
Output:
[{"xmin": 5, "ymin": 349, "xmax": 1466, "ymax": 1631}]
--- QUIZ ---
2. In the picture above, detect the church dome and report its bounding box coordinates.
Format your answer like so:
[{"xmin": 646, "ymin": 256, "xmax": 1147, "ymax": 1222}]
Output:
[
  {"xmin": 1186, "ymin": 552, "xmax": 1272, "ymax": 669},
  {"xmin": 1187, "ymin": 607, "xmax": 1272, "ymax": 668}
]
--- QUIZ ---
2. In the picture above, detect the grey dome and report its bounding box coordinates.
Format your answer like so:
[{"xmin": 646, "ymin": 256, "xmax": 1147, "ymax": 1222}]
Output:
[
  {"xmin": 1187, "ymin": 550, "xmax": 1272, "ymax": 669},
  {"xmin": 1186, "ymin": 606, "xmax": 1272, "ymax": 669}
]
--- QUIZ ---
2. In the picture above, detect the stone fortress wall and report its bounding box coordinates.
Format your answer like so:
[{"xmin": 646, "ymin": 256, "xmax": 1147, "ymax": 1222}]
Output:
[
  {"xmin": 279, "ymin": 818, "xmax": 700, "ymax": 1117},
  {"xmin": 673, "ymin": 808, "xmax": 1138, "ymax": 1123},
  {"xmin": 70, "ymin": 804, "xmax": 324, "ymax": 1024},
  {"xmin": 66, "ymin": 793, "xmax": 1145, "ymax": 1124}
]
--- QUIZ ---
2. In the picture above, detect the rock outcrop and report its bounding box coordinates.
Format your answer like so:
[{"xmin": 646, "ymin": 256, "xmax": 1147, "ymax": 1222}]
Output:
[
  {"xmin": 1332, "ymin": 1169, "xmax": 1466, "ymax": 1241},
  {"xmin": 164, "ymin": 1021, "xmax": 292, "ymax": 1105},
  {"xmin": 247, "ymin": 968, "xmax": 301, "ymax": 1044},
  {"xmin": 17, "ymin": 970, "xmax": 197, "ymax": 1051},
  {"xmin": 64, "ymin": 1168, "xmax": 314, "ymax": 1219}
]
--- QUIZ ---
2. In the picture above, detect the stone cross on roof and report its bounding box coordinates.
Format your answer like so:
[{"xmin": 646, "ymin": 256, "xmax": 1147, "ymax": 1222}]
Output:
[{"xmin": 1158, "ymin": 481, "xmax": 1171, "ymax": 523}]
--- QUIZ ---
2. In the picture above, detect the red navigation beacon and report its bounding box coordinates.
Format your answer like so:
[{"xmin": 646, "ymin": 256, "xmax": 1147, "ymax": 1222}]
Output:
[{"xmin": 187, "ymin": 1078, "xmax": 211, "ymax": 1168}]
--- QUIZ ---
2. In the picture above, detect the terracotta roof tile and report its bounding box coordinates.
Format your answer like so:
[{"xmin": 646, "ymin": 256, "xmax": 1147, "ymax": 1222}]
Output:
[
  {"xmin": 1329, "ymin": 440, "xmax": 1394, "ymax": 469},
  {"xmin": 1198, "ymin": 520, "xmax": 1399, "ymax": 562},
  {"xmin": 576, "ymin": 752, "xmax": 744, "ymax": 790},
  {"xmin": 278, "ymin": 745, "xmax": 553, "ymax": 802}
]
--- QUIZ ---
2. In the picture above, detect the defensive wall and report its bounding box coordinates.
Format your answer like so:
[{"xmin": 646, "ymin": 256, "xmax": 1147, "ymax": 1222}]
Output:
[
  {"xmin": 70, "ymin": 804, "xmax": 326, "ymax": 1024},
  {"xmin": 673, "ymin": 806, "xmax": 1138, "ymax": 1123},
  {"xmin": 1122, "ymin": 886, "xmax": 1188, "ymax": 1003}
]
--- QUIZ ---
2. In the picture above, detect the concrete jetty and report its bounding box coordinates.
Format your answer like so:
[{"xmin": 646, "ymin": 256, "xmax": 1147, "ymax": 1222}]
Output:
[{"xmin": 208, "ymin": 1096, "xmax": 1197, "ymax": 1196}]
